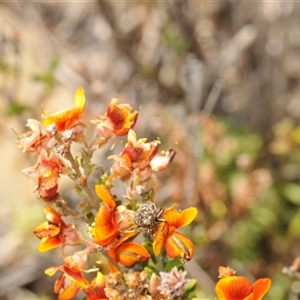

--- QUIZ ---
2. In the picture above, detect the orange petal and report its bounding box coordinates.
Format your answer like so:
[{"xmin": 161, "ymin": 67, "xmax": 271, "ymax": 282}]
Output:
[
  {"xmin": 107, "ymin": 98, "xmax": 123, "ymax": 118},
  {"xmin": 161, "ymin": 204, "xmax": 178, "ymax": 228},
  {"xmin": 115, "ymin": 113, "xmax": 138, "ymax": 135},
  {"xmin": 83, "ymin": 272, "xmax": 107, "ymax": 300},
  {"xmin": 93, "ymin": 206, "xmax": 119, "ymax": 246},
  {"xmin": 93, "ymin": 226, "xmax": 118, "ymax": 246},
  {"xmin": 107, "ymin": 260, "xmax": 120, "ymax": 273},
  {"xmin": 95, "ymin": 185, "xmax": 115, "ymax": 208},
  {"xmin": 165, "ymin": 231, "xmax": 194, "ymax": 260},
  {"xmin": 57, "ymin": 281, "xmax": 80, "ymax": 300},
  {"xmin": 44, "ymin": 205, "xmax": 66, "ymax": 226},
  {"xmin": 43, "ymin": 87, "xmax": 85, "ymax": 131},
  {"xmin": 215, "ymin": 276, "xmax": 253, "ymax": 300},
  {"xmin": 54, "ymin": 273, "xmax": 65, "ymax": 293},
  {"xmin": 95, "ymin": 205, "xmax": 116, "ymax": 228},
  {"xmin": 107, "ymin": 99, "xmax": 138, "ymax": 136},
  {"xmin": 153, "ymin": 222, "xmax": 170, "ymax": 256},
  {"xmin": 43, "ymin": 108, "xmax": 82, "ymax": 131},
  {"xmin": 122, "ymin": 145, "xmax": 139, "ymax": 162},
  {"xmin": 38, "ymin": 236, "xmax": 62, "ymax": 252},
  {"xmin": 164, "ymin": 207, "xmax": 197, "ymax": 229},
  {"xmin": 113, "ymin": 231, "xmax": 140, "ymax": 248},
  {"xmin": 63, "ymin": 265, "xmax": 89, "ymax": 289},
  {"xmin": 134, "ymin": 144, "xmax": 153, "ymax": 162},
  {"xmin": 115, "ymin": 242, "xmax": 150, "ymax": 266},
  {"xmin": 177, "ymin": 207, "xmax": 198, "ymax": 227},
  {"xmin": 253, "ymin": 278, "xmax": 271, "ymax": 300},
  {"xmin": 34, "ymin": 222, "xmax": 60, "ymax": 239},
  {"xmin": 163, "ymin": 203, "xmax": 178, "ymax": 213},
  {"xmin": 110, "ymin": 153, "xmax": 132, "ymax": 178}
]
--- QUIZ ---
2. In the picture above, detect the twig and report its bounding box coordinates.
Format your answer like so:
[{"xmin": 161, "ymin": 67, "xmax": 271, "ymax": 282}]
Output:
[
  {"xmin": 200, "ymin": 79, "xmax": 224, "ymax": 127},
  {"xmin": 54, "ymin": 130, "xmax": 98, "ymax": 208}
]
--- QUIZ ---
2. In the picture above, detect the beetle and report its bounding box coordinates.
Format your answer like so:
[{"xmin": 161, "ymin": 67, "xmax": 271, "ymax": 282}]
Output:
[{"xmin": 134, "ymin": 201, "xmax": 166, "ymax": 240}]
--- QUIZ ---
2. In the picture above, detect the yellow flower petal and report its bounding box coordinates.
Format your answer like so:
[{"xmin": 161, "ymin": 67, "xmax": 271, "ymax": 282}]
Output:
[
  {"xmin": 45, "ymin": 266, "xmax": 59, "ymax": 276},
  {"xmin": 43, "ymin": 87, "xmax": 85, "ymax": 131},
  {"xmin": 178, "ymin": 207, "xmax": 198, "ymax": 227},
  {"xmin": 74, "ymin": 87, "xmax": 85, "ymax": 108}
]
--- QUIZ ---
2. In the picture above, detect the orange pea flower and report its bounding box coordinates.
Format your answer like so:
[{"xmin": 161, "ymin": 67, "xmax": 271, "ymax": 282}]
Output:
[
  {"xmin": 107, "ymin": 231, "xmax": 150, "ymax": 272},
  {"xmin": 22, "ymin": 149, "xmax": 66, "ymax": 200},
  {"xmin": 46, "ymin": 252, "xmax": 90, "ymax": 300},
  {"xmin": 43, "ymin": 87, "xmax": 85, "ymax": 132},
  {"xmin": 91, "ymin": 98, "xmax": 138, "ymax": 146},
  {"xmin": 153, "ymin": 204, "xmax": 198, "ymax": 261},
  {"xmin": 91, "ymin": 185, "xmax": 135, "ymax": 246},
  {"xmin": 215, "ymin": 267, "xmax": 271, "ymax": 300},
  {"xmin": 34, "ymin": 205, "xmax": 82, "ymax": 252},
  {"xmin": 47, "ymin": 251, "xmax": 109, "ymax": 300},
  {"xmin": 109, "ymin": 129, "xmax": 160, "ymax": 181},
  {"xmin": 91, "ymin": 185, "xmax": 119, "ymax": 246}
]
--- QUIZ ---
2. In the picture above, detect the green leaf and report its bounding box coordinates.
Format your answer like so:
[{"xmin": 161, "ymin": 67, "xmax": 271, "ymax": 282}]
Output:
[
  {"xmin": 74, "ymin": 184, "xmax": 87, "ymax": 200},
  {"xmin": 251, "ymin": 206, "xmax": 276, "ymax": 229},
  {"xmin": 182, "ymin": 279, "xmax": 198, "ymax": 300},
  {"xmin": 165, "ymin": 258, "xmax": 182, "ymax": 271},
  {"xmin": 143, "ymin": 265, "xmax": 157, "ymax": 276},
  {"xmin": 185, "ymin": 279, "xmax": 197, "ymax": 292},
  {"xmin": 282, "ymin": 183, "xmax": 300, "ymax": 205},
  {"xmin": 85, "ymin": 211, "xmax": 95, "ymax": 223},
  {"xmin": 288, "ymin": 210, "xmax": 300, "ymax": 238}
]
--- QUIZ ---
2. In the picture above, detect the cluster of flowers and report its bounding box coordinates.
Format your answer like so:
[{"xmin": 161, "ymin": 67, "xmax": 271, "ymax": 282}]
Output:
[
  {"xmin": 17, "ymin": 87, "xmax": 272, "ymax": 299},
  {"xmin": 17, "ymin": 87, "xmax": 198, "ymax": 299}
]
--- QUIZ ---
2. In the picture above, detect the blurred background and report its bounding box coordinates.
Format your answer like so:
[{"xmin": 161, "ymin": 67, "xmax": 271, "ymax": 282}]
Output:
[{"xmin": 1, "ymin": 1, "xmax": 300, "ymax": 299}]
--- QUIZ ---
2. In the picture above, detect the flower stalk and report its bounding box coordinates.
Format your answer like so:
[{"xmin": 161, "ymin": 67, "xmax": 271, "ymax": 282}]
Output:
[{"xmin": 53, "ymin": 128, "xmax": 98, "ymax": 208}]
